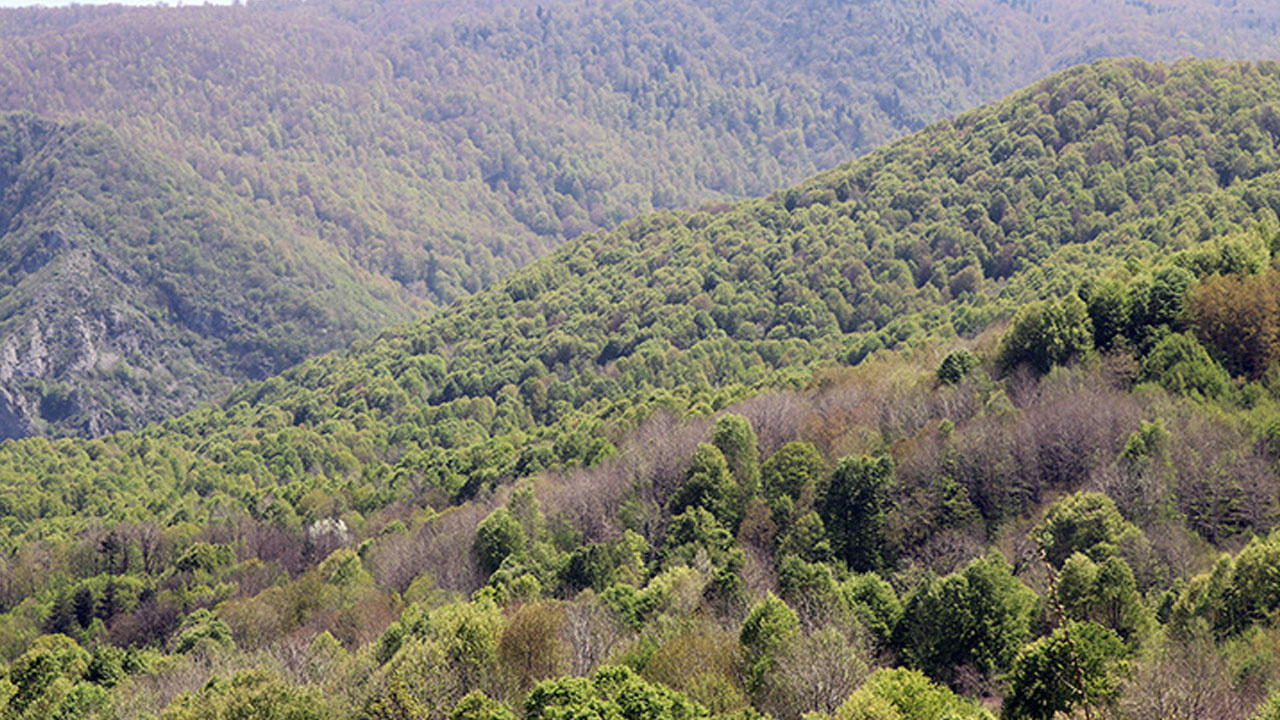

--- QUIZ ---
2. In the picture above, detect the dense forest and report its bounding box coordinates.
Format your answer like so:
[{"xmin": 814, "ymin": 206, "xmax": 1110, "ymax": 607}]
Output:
[
  {"xmin": 0, "ymin": 112, "xmax": 405, "ymax": 440},
  {"xmin": 2, "ymin": 0, "xmax": 1280, "ymax": 438},
  {"xmin": 4, "ymin": 58, "xmax": 1280, "ymax": 718}
]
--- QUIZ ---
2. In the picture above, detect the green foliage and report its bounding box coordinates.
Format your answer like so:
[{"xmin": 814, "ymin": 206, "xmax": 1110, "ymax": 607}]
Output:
[
  {"xmin": 369, "ymin": 599, "xmax": 503, "ymax": 719},
  {"xmin": 1221, "ymin": 532, "xmax": 1280, "ymax": 636},
  {"xmin": 1037, "ymin": 492, "xmax": 1143, "ymax": 568},
  {"xmin": 475, "ymin": 508, "xmax": 527, "ymax": 574},
  {"xmin": 3, "ymin": 635, "xmax": 92, "ymax": 720},
  {"xmin": 1255, "ymin": 691, "xmax": 1280, "ymax": 720},
  {"xmin": 9, "ymin": 2, "xmax": 1274, "ymax": 438},
  {"xmin": 1001, "ymin": 622, "xmax": 1128, "ymax": 720},
  {"xmin": 713, "ymin": 414, "xmax": 761, "ymax": 502},
  {"xmin": 740, "ymin": 593, "xmax": 800, "ymax": 691},
  {"xmin": 996, "ymin": 295, "xmax": 1094, "ymax": 375},
  {"xmin": 841, "ymin": 574, "xmax": 902, "ymax": 647},
  {"xmin": 525, "ymin": 665, "xmax": 708, "ymax": 720},
  {"xmin": 668, "ymin": 444, "xmax": 740, "ymax": 529},
  {"xmin": 776, "ymin": 511, "xmax": 834, "ymax": 565},
  {"xmin": 1139, "ymin": 332, "xmax": 1231, "ymax": 398},
  {"xmin": 171, "ymin": 609, "xmax": 234, "ymax": 655},
  {"xmin": 1169, "ymin": 553, "xmax": 1236, "ymax": 637},
  {"xmin": 5, "ymin": 59, "xmax": 1280, "ymax": 588},
  {"xmin": 174, "ymin": 543, "xmax": 235, "ymax": 575},
  {"xmin": 160, "ymin": 668, "xmax": 333, "ymax": 720},
  {"xmin": 1083, "ymin": 278, "xmax": 1131, "ymax": 352},
  {"xmin": 762, "ymin": 442, "xmax": 825, "ymax": 524},
  {"xmin": 936, "ymin": 350, "xmax": 981, "ymax": 385},
  {"xmin": 3, "ymin": 54, "xmax": 1280, "ymax": 720},
  {"xmin": 820, "ymin": 455, "xmax": 894, "ymax": 572},
  {"xmin": 836, "ymin": 667, "xmax": 993, "ymax": 720},
  {"xmin": 450, "ymin": 691, "xmax": 516, "ymax": 720},
  {"xmin": 0, "ymin": 113, "xmax": 401, "ymax": 440},
  {"xmin": 1056, "ymin": 554, "xmax": 1152, "ymax": 641},
  {"xmin": 1174, "ymin": 230, "xmax": 1270, "ymax": 278},
  {"xmin": 895, "ymin": 555, "xmax": 1037, "ymax": 682}
]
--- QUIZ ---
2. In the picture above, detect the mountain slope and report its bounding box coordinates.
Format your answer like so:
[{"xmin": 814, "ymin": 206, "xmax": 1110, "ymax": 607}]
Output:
[
  {"xmin": 0, "ymin": 113, "xmax": 405, "ymax": 439},
  {"xmin": 5, "ymin": 62, "xmax": 1280, "ymax": 716},
  {"xmin": 0, "ymin": 57, "xmax": 1276, "ymax": 537},
  {"xmin": 1, "ymin": 0, "xmax": 1280, "ymax": 437}
]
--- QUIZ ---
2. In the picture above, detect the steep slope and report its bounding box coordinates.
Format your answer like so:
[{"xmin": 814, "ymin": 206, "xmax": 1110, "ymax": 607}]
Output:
[
  {"xmin": 1, "ymin": 0, "xmax": 1279, "ymax": 437},
  {"xmin": 0, "ymin": 57, "xmax": 1276, "ymax": 535},
  {"xmin": 5, "ymin": 62, "xmax": 1280, "ymax": 715},
  {"xmin": 0, "ymin": 113, "xmax": 405, "ymax": 439}
]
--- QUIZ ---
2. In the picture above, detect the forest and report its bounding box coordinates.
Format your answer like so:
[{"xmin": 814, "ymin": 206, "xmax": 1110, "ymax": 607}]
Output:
[
  {"xmin": 1, "ymin": 0, "xmax": 1280, "ymax": 438},
  {"xmin": 3, "ymin": 57, "xmax": 1280, "ymax": 718}
]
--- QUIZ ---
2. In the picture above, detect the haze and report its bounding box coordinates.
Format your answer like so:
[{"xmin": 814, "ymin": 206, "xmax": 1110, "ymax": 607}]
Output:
[{"xmin": 0, "ymin": 0, "xmax": 232, "ymax": 6}]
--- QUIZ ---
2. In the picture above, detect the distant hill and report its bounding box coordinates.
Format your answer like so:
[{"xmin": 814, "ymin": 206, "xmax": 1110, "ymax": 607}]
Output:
[
  {"xmin": 2, "ymin": 59, "xmax": 1280, "ymax": 716},
  {"xmin": 1, "ymin": 0, "xmax": 1280, "ymax": 437},
  {"xmin": 0, "ymin": 113, "xmax": 404, "ymax": 438},
  {"xmin": 2, "ymin": 56, "xmax": 1277, "ymax": 533}
]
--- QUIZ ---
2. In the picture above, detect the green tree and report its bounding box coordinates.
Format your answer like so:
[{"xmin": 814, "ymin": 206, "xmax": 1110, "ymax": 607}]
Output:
[
  {"xmin": 841, "ymin": 573, "xmax": 902, "ymax": 647},
  {"xmin": 172, "ymin": 609, "xmax": 235, "ymax": 655},
  {"xmin": 895, "ymin": 555, "xmax": 1037, "ymax": 682},
  {"xmin": 475, "ymin": 507, "xmax": 527, "ymax": 574},
  {"xmin": 450, "ymin": 691, "xmax": 516, "ymax": 720},
  {"xmin": 1084, "ymin": 278, "xmax": 1131, "ymax": 352},
  {"xmin": 1139, "ymin": 332, "xmax": 1230, "ymax": 398},
  {"xmin": 4, "ymin": 634, "xmax": 91, "ymax": 720},
  {"xmin": 160, "ymin": 668, "xmax": 333, "ymax": 720},
  {"xmin": 820, "ymin": 455, "xmax": 893, "ymax": 572},
  {"xmin": 1002, "ymin": 622, "xmax": 1128, "ymax": 720},
  {"xmin": 776, "ymin": 511, "xmax": 834, "ymax": 564},
  {"xmin": 1221, "ymin": 532, "xmax": 1280, "ymax": 635},
  {"xmin": 936, "ymin": 349, "xmax": 981, "ymax": 385},
  {"xmin": 1057, "ymin": 553, "xmax": 1151, "ymax": 641},
  {"xmin": 713, "ymin": 413, "xmax": 761, "ymax": 503},
  {"xmin": 1036, "ymin": 492, "xmax": 1141, "ymax": 568},
  {"xmin": 739, "ymin": 593, "xmax": 800, "ymax": 691},
  {"xmin": 762, "ymin": 442, "xmax": 825, "ymax": 523},
  {"xmin": 668, "ymin": 444, "xmax": 740, "ymax": 528},
  {"xmin": 525, "ymin": 665, "xmax": 707, "ymax": 720},
  {"xmin": 833, "ymin": 667, "xmax": 993, "ymax": 720},
  {"xmin": 996, "ymin": 294, "xmax": 1094, "ymax": 374}
]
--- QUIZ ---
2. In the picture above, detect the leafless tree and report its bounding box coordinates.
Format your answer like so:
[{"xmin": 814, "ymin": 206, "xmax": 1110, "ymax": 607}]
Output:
[
  {"xmin": 757, "ymin": 625, "xmax": 872, "ymax": 720},
  {"xmin": 563, "ymin": 590, "xmax": 632, "ymax": 676},
  {"xmin": 1120, "ymin": 630, "xmax": 1257, "ymax": 720}
]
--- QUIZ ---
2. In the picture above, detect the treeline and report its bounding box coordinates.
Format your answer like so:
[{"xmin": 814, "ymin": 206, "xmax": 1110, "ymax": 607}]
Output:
[
  {"xmin": 5, "ymin": 58, "xmax": 1280, "ymax": 717},
  {"xmin": 6, "ymin": 344, "xmax": 1280, "ymax": 719},
  {"xmin": 0, "ymin": 112, "xmax": 406, "ymax": 439},
  {"xmin": 2, "ymin": 0, "xmax": 1280, "ymax": 438},
  {"xmin": 2, "ymin": 57, "xmax": 1280, "ymax": 576},
  {"xmin": 0, "ymin": 0, "xmax": 1274, "ymax": 307}
]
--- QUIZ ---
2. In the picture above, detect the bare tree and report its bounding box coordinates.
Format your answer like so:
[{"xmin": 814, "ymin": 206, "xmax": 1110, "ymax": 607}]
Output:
[
  {"xmin": 563, "ymin": 590, "xmax": 631, "ymax": 677},
  {"xmin": 757, "ymin": 625, "xmax": 872, "ymax": 720},
  {"xmin": 1120, "ymin": 630, "xmax": 1256, "ymax": 720}
]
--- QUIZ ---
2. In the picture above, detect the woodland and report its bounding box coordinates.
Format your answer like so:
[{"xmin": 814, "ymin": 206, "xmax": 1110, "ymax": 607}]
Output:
[
  {"xmin": 0, "ymin": 0, "xmax": 1279, "ymax": 437},
  {"xmin": 2, "ymin": 54, "xmax": 1280, "ymax": 720}
]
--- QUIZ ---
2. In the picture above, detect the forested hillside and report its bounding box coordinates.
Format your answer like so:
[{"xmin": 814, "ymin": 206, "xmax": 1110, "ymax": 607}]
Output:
[
  {"xmin": 4, "ymin": 58, "xmax": 1280, "ymax": 719},
  {"xmin": 2, "ymin": 0, "xmax": 1280, "ymax": 438},
  {"xmin": 0, "ymin": 113, "xmax": 404, "ymax": 440}
]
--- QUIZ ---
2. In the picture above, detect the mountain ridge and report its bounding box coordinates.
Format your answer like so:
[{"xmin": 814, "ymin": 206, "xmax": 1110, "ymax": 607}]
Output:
[
  {"xmin": 3, "ymin": 58, "xmax": 1280, "ymax": 719},
  {"xmin": 0, "ymin": 112, "xmax": 406, "ymax": 438},
  {"xmin": 2, "ymin": 0, "xmax": 1280, "ymax": 438}
]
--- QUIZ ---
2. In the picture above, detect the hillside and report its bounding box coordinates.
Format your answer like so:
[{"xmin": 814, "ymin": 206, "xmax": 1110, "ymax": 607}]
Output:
[
  {"xmin": 2, "ymin": 0, "xmax": 1280, "ymax": 437},
  {"xmin": 0, "ymin": 113, "xmax": 405, "ymax": 440},
  {"xmin": 4, "ymin": 57, "xmax": 1280, "ymax": 718}
]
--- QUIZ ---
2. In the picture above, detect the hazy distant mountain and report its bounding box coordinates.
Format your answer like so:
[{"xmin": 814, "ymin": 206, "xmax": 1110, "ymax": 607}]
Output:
[{"xmin": 1, "ymin": 0, "xmax": 1278, "ymax": 437}]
